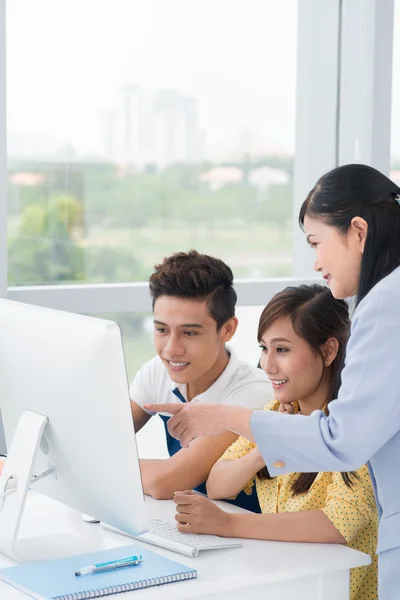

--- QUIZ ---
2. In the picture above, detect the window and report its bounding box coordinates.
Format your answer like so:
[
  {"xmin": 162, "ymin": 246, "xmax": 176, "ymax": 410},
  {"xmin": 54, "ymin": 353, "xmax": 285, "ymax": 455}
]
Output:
[
  {"xmin": 2, "ymin": 1, "xmax": 397, "ymax": 457},
  {"xmin": 100, "ymin": 305, "xmax": 269, "ymax": 383},
  {"xmin": 391, "ymin": 0, "xmax": 400, "ymax": 184},
  {"xmin": 7, "ymin": 0, "xmax": 297, "ymax": 286}
]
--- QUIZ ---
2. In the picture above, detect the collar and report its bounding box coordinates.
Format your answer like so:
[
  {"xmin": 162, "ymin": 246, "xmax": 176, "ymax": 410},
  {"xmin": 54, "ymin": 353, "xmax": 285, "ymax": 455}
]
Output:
[
  {"xmin": 170, "ymin": 346, "xmax": 237, "ymax": 404},
  {"xmin": 292, "ymin": 401, "xmax": 328, "ymax": 415}
]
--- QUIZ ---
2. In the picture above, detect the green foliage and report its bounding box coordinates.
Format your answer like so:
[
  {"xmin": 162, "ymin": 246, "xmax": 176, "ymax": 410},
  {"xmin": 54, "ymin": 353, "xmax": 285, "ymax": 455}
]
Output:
[
  {"xmin": 8, "ymin": 235, "xmax": 84, "ymax": 285},
  {"xmin": 83, "ymin": 245, "xmax": 148, "ymax": 283},
  {"xmin": 9, "ymin": 196, "xmax": 84, "ymax": 285},
  {"xmin": 260, "ymin": 183, "xmax": 293, "ymax": 231},
  {"xmin": 7, "ymin": 181, "xmax": 46, "ymax": 216},
  {"xmin": 8, "ymin": 156, "xmax": 294, "ymax": 285},
  {"xmin": 19, "ymin": 204, "xmax": 47, "ymax": 236},
  {"xmin": 48, "ymin": 194, "xmax": 84, "ymax": 231}
]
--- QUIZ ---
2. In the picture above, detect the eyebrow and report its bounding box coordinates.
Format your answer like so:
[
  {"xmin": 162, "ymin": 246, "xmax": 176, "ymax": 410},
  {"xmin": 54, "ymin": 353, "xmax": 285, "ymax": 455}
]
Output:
[
  {"xmin": 153, "ymin": 320, "xmax": 204, "ymax": 328},
  {"xmin": 260, "ymin": 337, "xmax": 292, "ymax": 344},
  {"xmin": 306, "ymin": 234, "xmax": 315, "ymax": 244}
]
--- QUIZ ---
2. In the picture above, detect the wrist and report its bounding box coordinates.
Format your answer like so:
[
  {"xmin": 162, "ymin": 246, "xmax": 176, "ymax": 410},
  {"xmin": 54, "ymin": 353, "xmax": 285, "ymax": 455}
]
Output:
[
  {"xmin": 223, "ymin": 513, "xmax": 243, "ymax": 538},
  {"xmin": 218, "ymin": 511, "xmax": 235, "ymax": 537},
  {"xmin": 225, "ymin": 406, "xmax": 252, "ymax": 436}
]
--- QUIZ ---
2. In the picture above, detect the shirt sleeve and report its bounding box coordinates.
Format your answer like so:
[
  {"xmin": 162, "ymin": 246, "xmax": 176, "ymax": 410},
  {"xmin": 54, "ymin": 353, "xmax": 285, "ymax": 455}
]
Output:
[
  {"xmin": 251, "ymin": 286, "xmax": 400, "ymax": 475},
  {"xmin": 129, "ymin": 357, "xmax": 161, "ymax": 414},
  {"xmin": 220, "ymin": 435, "xmax": 257, "ymax": 461},
  {"xmin": 321, "ymin": 466, "xmax": 377, "ymax": 544}
]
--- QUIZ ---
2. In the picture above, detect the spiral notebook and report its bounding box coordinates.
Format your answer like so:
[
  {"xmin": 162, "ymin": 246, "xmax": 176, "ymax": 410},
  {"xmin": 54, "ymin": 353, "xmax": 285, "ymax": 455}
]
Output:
[{"xmin": 0, "ymin": 544, "xmax": 197, "ymax": 599}]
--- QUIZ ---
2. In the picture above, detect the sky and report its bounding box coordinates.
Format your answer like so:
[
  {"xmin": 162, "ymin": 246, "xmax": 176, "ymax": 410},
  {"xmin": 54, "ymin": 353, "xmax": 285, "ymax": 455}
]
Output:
[
  {"xmin": 5, "ymin": 0, "xmax": 400, "ymax": 161},
  {"xmin": 6, "ymin": 0, "xmax": 298, "ymax": 159}
]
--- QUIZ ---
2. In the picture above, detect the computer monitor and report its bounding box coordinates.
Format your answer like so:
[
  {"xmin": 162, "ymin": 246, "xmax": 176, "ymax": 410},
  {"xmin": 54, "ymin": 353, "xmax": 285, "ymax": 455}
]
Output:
[{"xmin": 0, "ymin": 298, "xmax": 148, "ymax": 562}]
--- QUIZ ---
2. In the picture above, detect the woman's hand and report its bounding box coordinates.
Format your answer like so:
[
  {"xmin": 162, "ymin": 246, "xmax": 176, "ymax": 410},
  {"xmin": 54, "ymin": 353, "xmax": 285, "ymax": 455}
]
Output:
[
  {"xmin": 278, "ymin": 402, "xmax": 295, "ymax": 415},
  {"xmin": 174, "ymin": 490, "xmax": 232, "ymax": 536},
  {"xmin": 143, "ymin": 403, "xmax": 253, "ymax": 448}
]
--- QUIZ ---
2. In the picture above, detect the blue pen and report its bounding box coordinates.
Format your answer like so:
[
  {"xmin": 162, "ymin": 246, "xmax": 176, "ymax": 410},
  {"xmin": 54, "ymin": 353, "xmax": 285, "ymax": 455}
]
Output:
[{"xmin": 75, "ymin": 554, "xmax": 143, "ymax": 577}]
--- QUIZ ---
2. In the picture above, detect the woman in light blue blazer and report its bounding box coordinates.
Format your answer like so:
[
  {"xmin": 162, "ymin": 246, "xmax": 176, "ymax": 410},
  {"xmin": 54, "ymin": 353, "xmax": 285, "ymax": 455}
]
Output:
[{"xmin": 145, "ymin": 164, "xmax": 400, "ymax": 599}]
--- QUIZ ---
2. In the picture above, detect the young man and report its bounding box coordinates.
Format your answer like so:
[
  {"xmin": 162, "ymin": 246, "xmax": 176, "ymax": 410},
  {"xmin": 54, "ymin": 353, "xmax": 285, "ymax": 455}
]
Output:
[{"xmin": 130, "ymin": 250, "xmax": 268, "ymax": 511}]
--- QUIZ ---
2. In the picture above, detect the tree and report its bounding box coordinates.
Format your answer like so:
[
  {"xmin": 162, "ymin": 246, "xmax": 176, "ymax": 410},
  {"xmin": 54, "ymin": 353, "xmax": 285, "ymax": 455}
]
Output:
[
  {"xmin": 47, "ymin": 193, "xmax": 84, "ymax": 233},
  {"xmin": 8, "ymin": 199, "xmax": 151, "ymax": 285},
  {"xmin": 8, "ymin": 201, "xmax": 84, "ymax": 285}
]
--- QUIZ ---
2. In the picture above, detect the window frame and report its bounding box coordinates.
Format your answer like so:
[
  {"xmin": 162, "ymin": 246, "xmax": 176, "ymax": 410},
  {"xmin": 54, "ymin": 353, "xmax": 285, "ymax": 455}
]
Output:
[{"xmin": 0, "ymin": 0, "xmax": 395, "ymax": 310}]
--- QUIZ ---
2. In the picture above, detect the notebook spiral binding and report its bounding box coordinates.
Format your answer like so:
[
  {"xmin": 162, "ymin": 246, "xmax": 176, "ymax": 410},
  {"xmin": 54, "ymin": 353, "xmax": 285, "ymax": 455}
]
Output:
[{"xmin": 53, "ymin": 570, "xmax": 197, "ymax": 600}]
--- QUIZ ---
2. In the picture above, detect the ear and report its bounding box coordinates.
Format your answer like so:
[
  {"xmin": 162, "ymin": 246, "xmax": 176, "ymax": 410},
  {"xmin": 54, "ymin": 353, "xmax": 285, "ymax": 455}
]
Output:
[
  {"xmin": 322, "ymin": 337, "xmax": 339, "ymax": 367},
  {"xmin": 220, "ymin": 316, "xmax": 238, "ymax": 342},
  {"xmin": 350, "ymin": 216, "xmax": 368, "ymax": 253}
]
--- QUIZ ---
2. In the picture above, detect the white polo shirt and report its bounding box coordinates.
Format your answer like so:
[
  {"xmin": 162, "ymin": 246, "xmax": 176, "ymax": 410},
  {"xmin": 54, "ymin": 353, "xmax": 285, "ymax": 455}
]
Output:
[{"xmin": 130, "ymin": 347, "xmax": 269, "ymax": 415}]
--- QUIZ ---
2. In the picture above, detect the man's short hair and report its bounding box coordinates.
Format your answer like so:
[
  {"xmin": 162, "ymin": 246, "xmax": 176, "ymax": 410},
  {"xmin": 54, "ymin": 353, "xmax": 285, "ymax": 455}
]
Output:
[{"xmin": 149, "ymin": 250, "xmax": 237, "ymax": 330}]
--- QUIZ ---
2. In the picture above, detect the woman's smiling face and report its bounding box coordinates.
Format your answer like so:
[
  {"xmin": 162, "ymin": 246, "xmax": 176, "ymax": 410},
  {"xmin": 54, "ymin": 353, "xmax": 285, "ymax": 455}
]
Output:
[
  {"xmin": 303, "ymin": 215, "xmax": 364, "ymax": 299},
  {"xmin": 259, "ymin": 316, "xmax": 325, "ymax": 406}
]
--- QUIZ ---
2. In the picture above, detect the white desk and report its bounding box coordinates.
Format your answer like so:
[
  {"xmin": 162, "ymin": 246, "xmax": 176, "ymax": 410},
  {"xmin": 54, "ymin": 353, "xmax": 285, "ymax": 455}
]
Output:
[{"xmin": 0, "ymin": 492, "xmax": 371, "ymax": 600}]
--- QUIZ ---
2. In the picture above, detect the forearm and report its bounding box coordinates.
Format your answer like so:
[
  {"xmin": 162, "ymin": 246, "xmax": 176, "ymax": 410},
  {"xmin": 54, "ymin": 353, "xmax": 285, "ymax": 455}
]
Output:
[
  {"xmin": 207, "ymin": 452, "xmax": 264, "ymax": 499},
  {"xmin": 141, "ymin": 459, "xmax": 206, "ymax": 500},
  {"xmin": 140, "ymin": 437, "xmax": 237, "ymax": 500},
  {"xmin": 221, "ymin": 509, "xmax": 346, "ymax": 544},
  {"xmin": 140, "ymin": 459, "xmax": 196, "ymax": 500},
  {"xmin": 140, "ymin": 460, "xmax": 166, "ymax": 498}
]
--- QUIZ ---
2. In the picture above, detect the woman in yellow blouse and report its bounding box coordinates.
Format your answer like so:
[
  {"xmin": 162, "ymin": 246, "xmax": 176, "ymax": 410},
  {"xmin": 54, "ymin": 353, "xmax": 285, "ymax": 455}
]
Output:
[{"xmin": 174, "ymin": 284, "xmax": 378, "ymax": 600}]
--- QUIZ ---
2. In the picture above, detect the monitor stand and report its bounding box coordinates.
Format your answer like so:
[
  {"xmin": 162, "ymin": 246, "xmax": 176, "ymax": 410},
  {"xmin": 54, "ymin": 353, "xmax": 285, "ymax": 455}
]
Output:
[{"xmin": 0, "ymin": 410, "xmax": 94, "ymax": 563}]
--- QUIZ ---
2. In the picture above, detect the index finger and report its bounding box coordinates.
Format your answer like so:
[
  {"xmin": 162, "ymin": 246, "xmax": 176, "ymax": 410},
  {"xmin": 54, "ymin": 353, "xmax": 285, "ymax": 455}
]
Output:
[
  {"xmin": 143, "ymin": 403, "xmax": 183, "ymax": 415},
  {"xmin": 174, "ymin": 493, "xmax": 196, "ymax": 505}
]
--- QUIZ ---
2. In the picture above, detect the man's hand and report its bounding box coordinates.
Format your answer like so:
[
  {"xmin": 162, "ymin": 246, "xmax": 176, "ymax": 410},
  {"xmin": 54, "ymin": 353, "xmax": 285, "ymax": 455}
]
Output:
[
  {"xmin": 174, "ymin": 490, "xmax": 232, "ymax": 536},
  {"xmin": 144, "ymin": 403, "xmax": 253, "ymax": 448}
]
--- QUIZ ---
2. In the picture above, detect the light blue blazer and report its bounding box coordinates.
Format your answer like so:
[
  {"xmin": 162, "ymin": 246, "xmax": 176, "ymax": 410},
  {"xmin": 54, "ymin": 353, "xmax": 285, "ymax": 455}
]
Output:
[{"xmin": 251, "ymin": 266, "xmax": 400, "ymax": 598}]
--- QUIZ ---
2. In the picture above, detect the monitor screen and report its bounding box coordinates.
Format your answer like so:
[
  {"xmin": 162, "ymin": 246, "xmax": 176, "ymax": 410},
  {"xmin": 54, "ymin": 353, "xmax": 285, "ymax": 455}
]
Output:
[{"xmin": 0, "ymin": 299, "xmax": 148, "ymax": 561}]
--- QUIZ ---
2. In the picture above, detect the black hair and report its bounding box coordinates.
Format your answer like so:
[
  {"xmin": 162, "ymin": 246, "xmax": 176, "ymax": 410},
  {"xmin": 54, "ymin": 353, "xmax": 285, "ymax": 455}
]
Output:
[
  {"xmin": 257, "ymin": 284, "xmax": 355, "ymax": 495},
  {"xmin": 299, "ymin": 164, "xmax": 400, "ymax": 306},
  {"xmin": 149, "ymin": 250, "xmax": 237, "ymax": 330}
]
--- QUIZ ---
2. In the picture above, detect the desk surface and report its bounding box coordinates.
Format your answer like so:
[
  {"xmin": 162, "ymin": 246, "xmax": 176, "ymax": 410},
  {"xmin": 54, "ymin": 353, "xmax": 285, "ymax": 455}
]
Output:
[{"xmin": 0, "ymin": 492, "xmax": 371, "ymax": 600}]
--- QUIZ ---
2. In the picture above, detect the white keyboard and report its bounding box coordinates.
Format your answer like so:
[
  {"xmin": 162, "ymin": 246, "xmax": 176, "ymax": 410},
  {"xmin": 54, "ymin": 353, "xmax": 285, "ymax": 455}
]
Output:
[{"xmin": 102, "ymin": 518, "xmax": 243, "ymax": 558}]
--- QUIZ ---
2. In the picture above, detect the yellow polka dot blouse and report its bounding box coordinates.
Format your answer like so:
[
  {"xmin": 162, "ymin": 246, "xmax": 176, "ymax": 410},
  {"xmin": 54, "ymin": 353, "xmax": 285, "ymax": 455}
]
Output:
[{"xmin": 220, "ymin": 400, "xmax": 378, "ymax": 600}]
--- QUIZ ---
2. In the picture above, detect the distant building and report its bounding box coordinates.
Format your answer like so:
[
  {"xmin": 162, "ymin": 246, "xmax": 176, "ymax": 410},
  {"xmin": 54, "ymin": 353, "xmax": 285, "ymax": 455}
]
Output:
[
  {"xmin": 104, "ymin": 86, "xmax": 203, "ymax": 168},
  {"xmin": 121, "ymin": 86, "xmax": 150, "ymax": 166},
  {"xmin": 248, "ymin": 166, "xmax": 289, "ymax": 191},
  {"xmin": 151, "ymin": 89, "xmax": 202, "ymax": 167},
  {"xmin": 199, "ymin": 166, "xmax": 243, "ymax": 191},
  {"xmin": 198, "ymin": 165, "xmax": 290, "ymax": 192},
  {"xmin": 9, "ymin": 172, "xmax": 47, "ymax": 186},
  {"xmin": 184, "ymin": 95, "xmax": 201, "ymax": 163}
]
